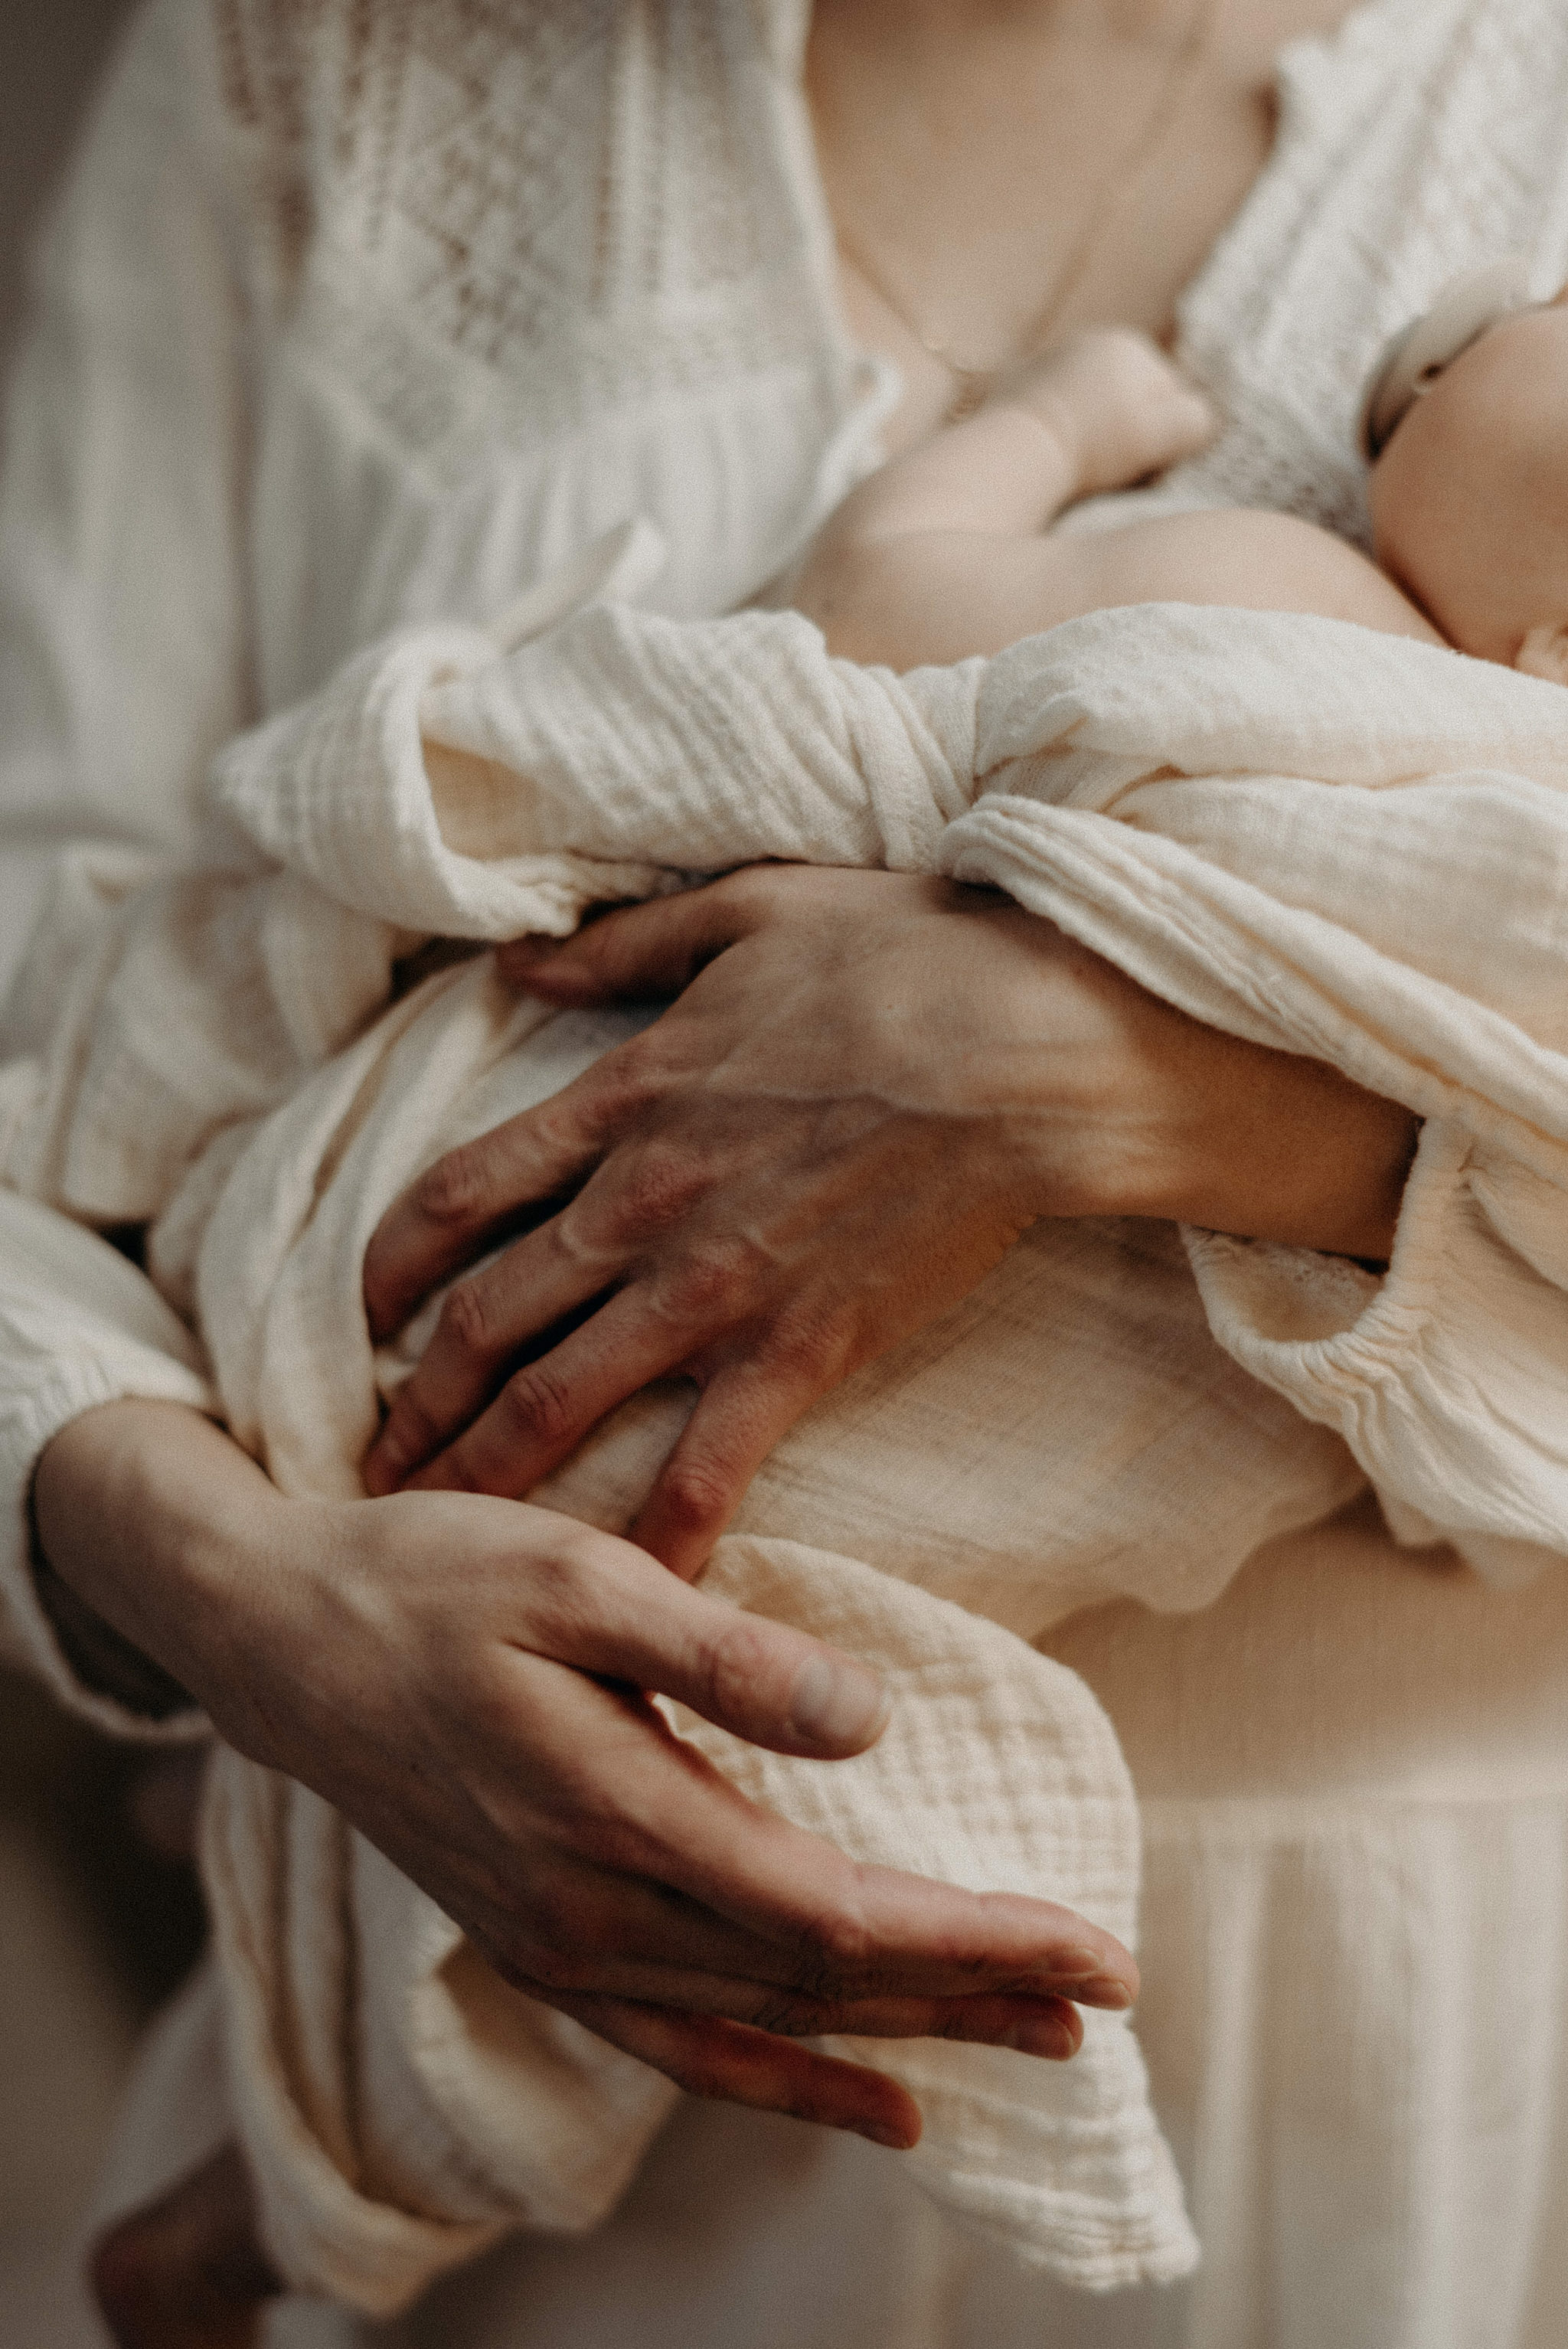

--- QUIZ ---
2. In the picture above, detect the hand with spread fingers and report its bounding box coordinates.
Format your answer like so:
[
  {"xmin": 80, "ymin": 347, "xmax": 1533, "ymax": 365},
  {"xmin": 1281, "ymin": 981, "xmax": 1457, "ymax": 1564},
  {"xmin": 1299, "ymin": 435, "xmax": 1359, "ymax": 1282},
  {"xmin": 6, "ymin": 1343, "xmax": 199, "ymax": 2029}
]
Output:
[
  {"xmin": 362, "ymin": 865, "xmax": 1416, "ymax": 1573},
  {"xmin": 267, "ymin": 1486, "xmax": 1138, "ymax": 2141},
  {"xmin": 36, "ymin": 1402, "xmax": 1138, "ymax": 2162}
]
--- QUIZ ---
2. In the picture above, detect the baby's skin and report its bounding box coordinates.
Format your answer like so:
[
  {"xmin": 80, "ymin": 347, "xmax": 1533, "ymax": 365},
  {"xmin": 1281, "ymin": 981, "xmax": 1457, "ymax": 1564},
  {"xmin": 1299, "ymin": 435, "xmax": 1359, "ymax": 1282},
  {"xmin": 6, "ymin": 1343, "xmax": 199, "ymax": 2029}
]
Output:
[{"xmin": 793, "ymin": 292, "xmax": 1568, "ymax": 684}]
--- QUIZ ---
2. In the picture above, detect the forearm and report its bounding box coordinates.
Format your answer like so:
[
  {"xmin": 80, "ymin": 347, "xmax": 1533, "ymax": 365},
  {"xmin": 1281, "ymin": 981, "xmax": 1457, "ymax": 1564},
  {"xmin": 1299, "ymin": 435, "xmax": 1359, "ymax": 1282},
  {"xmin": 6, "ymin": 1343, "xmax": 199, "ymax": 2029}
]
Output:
[
  {"xmin": 1102, "ymin": 997, "xmax": 1420, "ymax": 1259},
  {"xmin": 826, "ymin": 401, "xmax": 1081, "ymax": 552},
  {"xmin": 32, "ymin": 1399, "xmax": 296, "ymax": 1758},
  {"xmin": 969, "ymin": 907, "xmax": 1420, "ymax": 1261}
]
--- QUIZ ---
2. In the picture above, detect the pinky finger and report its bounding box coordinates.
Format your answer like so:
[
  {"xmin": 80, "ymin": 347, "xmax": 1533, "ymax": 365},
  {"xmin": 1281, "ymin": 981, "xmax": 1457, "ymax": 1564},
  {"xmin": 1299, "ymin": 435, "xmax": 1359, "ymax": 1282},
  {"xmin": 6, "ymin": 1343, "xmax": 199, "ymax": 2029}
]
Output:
[{"xmin": 534, "ymin": 1988, "xmax": 923, "ymax": 2149}]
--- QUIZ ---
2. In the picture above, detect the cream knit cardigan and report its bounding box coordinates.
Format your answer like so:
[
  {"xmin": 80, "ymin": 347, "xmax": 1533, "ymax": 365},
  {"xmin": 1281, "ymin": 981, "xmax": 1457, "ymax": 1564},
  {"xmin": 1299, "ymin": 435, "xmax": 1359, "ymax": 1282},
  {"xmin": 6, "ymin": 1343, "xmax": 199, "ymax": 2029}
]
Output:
[{"xmin": 6, "ymin": 0, "xmax": 1568, "ymax": 2314}]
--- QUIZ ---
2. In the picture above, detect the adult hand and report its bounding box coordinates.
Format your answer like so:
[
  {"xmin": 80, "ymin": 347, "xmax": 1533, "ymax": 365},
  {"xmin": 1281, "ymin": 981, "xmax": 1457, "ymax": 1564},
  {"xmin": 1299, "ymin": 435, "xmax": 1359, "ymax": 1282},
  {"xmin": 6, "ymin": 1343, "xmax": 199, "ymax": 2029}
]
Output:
[
  {"xmin": 35, "ymin": 1401, "xmax": 1137, "ymax": 2151},
  {"xmin": 362, "ymin": 867, "xmax": 1416, "ymax": 1571}
]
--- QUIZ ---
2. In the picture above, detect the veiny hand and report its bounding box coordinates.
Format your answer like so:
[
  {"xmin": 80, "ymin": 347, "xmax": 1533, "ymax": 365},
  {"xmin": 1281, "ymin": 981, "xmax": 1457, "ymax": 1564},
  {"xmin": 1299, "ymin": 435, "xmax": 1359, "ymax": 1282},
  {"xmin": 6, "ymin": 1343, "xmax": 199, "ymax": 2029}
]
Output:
[
  {"xmin": 35, "ymin": 1403, "xmax": 1138, "ymax": 2155},
  {"xmin": 362, "ymin": 865, "xmax": 1414, "ymax": 1569},
  {"xmin": 260, "ymin": 1483, "xmax": 1136, "ymax": 2144},
  {"xmin": 361, "ymin": 869, "xmax": 1161, "ymax": 1568}
]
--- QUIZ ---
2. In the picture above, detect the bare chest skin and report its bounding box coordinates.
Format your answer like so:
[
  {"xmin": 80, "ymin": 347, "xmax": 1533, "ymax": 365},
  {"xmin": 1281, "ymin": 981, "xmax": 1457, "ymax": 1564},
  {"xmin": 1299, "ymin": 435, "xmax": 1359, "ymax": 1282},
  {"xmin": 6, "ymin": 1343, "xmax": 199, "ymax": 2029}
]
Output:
[{"xmin": 807, "ymin": 0, "xmax": 1363, "ymax": 449}]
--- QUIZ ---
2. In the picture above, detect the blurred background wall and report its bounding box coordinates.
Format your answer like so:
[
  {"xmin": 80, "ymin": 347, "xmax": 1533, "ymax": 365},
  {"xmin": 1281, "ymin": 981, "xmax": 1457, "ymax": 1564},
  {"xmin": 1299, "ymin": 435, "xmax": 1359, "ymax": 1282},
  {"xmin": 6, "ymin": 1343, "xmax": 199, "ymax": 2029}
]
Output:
[
  {"xmin": 0, "ymin": 6, "xmax": 207, "ymax": 2344},
  {"xmin": 0, "ymin": 0, "xmax": 138, "ymax": 360}
]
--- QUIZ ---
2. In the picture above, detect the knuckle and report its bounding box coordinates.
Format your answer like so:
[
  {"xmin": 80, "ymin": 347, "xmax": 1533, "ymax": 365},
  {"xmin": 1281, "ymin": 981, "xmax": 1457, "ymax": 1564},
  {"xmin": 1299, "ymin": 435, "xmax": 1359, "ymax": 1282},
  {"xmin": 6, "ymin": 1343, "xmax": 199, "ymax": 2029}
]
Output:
[
  {"xmin": 663, "ymin": 2057, "xmax": 720, "ymax": 2103},
  {"xmin": 746, "ymin": 1990, "xmax": 813, "ymax": 2038},
  {"xmin": 670, "ymin": 1256, "xmax": 733, "ymax": 1323},
  {"xmin": 658, "ymin": 1453, "xmax": 736, "ymax": 1537},
  {"xmin": 503, "ymin": 1551, "xmax": 601, "ymax": 1680},
  {"xmin": 507, "ymin": 1936, "xmax": 567, "ymax": 1993},
  {"xmin": 528, "ymin": 1526, "xmax": 596, "ymax": 1615},
  {"xmin": 379, "ymin": 1383, "xmax": 446, "ymax": 1469},
  {"xmin": 497, "ymin": 1359, "xmax": 578, "ymax": 1450},
  {"xmin": 663, "ymin": 1236, "xmax": 759, "ymax": 1325},
  {"xmin": 783, "ymin": 1941, "xmax": 836, "ymax": 2004},
  {"xmin": 709, "ymin": 866, "xmax": 779, "ymax": 922},
  {"xmin": 500, "ymin": 1883, "xmax": 603, "ymax": 1992},
  {"xmin": 427, "ymin": 1449, "xmax": 490, "ymax": 1497},
  {"xmin": 613, "ymin": 1142, "xmax": 705, "ymax": 1237},
  {"xmin": 361, "ymin": 1227, "xmax": 400, "ymax": 1318},
  {"xmin": 435, "ymin": 1277, "xmax": 501, "ymax": 1364},
  {"xmin": 801, "ymin": 1886, "xmax": 877, "ymax": 1977},
  {"xmin": 701, "ymin": 1616, "xmax": 778, "ymax": 1724},
  {"xmin": 414, "ymin": 1142, "xmax": 493, "ymax": 1228},
  {"xmin": 596, "ymin": 1031, "xmax": 662, "ymax": 1116},
  {"xmin": 758, "ymin": 1308, "xmax": 843, "ymax": 1389},
  {"xmin": 659, "ymin": 2039, "xmax": 743, "ymax": 2105},
  {"xmin": 544, "ymin": 1199, "xmax": 609, "ymax": 1282},
  {"xmin": 517, "ymin": 1937, "xmax": 594, "ymax": 1995},
  {"xmin": 573, "ymin": 1808, "xmax": 658, "ymax": 1879}
]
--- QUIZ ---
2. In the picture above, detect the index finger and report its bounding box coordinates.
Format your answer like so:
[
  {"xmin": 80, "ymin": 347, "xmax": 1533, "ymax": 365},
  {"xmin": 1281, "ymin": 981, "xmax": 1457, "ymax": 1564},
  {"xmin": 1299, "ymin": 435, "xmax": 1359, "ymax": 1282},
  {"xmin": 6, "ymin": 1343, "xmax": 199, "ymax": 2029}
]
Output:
[
  {"xmin": 497, "ymin": 1641, "xmax": 1137, "ymax": 2007},
  {"xmin": 521, "ymin": 1991, "xmax": 926, "ymax": 2148},
  {"xmin": 363, "ymin": 1057, "xmax": 626, "ymax": 1341},
  {"xmin": 587, "ymin": 1693, "xmax": 1137, "ymax": 2008}
]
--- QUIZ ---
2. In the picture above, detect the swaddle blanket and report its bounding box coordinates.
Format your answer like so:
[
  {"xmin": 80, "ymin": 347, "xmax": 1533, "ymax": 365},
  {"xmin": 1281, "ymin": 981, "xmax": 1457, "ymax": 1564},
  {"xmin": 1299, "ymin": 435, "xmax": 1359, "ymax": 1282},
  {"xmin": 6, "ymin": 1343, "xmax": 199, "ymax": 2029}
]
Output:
[{"xmin": 13, "ymin": 564, "xmax": 1568, "ymax": 2312}]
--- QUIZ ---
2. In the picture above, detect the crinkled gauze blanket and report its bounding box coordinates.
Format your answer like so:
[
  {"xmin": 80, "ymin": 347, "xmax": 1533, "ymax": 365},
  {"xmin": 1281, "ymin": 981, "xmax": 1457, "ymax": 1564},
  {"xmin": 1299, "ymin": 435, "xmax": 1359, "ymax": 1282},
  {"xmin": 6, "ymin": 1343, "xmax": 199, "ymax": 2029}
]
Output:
[{"xmin": 15, "ymin": 556, "xmax": 1568, "ymax": 2315}]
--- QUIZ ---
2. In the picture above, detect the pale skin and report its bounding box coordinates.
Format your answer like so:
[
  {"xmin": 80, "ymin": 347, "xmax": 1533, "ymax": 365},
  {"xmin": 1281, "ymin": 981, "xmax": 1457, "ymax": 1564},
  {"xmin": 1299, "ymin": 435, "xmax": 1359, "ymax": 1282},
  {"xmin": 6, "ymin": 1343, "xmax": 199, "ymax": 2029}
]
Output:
[
  {"xmin": 788, "ymin": 328, "xmax": 1432, "ymax": 665},
  {"xmin": 41, "ymin": 2, "xmax": 1435, "ymax": 2338},
  {"xmin": 789, "ymin": 295, "xmax": 1568, "ymax": 673}
]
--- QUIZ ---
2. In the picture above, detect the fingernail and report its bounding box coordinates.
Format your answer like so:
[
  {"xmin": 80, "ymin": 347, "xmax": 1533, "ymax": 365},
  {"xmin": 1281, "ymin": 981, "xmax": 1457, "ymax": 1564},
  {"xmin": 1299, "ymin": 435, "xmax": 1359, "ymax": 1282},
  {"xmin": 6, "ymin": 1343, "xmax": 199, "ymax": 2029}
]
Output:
[
  {"xmin": 1080, "ymin": 1978, "xmax": 1135, "ymax": 2011},
  {"xmin": 1055, "ymin": 1946, "xmax": 1109, "ymax": 1979},
  {"xmin": 1007, "ymin": 2016, "xmax": 1078, "ymax": 2060},
  {"xmin": 789, "ymin": 1656, "xmax": 890, "ymax": 1750},
  {"xmin": 861, "ymin": 2119, "xmax": 916, "ymax": 2151}
]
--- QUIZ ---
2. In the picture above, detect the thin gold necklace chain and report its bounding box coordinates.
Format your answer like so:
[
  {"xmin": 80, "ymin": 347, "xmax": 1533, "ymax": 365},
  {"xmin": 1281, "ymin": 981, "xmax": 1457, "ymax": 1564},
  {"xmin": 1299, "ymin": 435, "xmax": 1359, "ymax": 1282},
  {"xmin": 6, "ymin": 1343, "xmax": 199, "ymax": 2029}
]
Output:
[{"xmin": 834, "ymin": 0, "xmax": 1223, "ymax": 420}]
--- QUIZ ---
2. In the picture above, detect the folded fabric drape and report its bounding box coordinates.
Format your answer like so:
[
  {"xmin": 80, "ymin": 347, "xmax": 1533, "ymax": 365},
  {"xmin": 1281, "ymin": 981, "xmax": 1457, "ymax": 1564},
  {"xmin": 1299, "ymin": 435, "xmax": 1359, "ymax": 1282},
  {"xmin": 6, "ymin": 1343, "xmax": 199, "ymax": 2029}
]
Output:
[
  {"xmin": 187, "ymin": 577, "xmax": 1568, "ymax": 1569},
  {"xmin": 9, "ymin": 569, "xmax": 1568, "ymax": 2310}
]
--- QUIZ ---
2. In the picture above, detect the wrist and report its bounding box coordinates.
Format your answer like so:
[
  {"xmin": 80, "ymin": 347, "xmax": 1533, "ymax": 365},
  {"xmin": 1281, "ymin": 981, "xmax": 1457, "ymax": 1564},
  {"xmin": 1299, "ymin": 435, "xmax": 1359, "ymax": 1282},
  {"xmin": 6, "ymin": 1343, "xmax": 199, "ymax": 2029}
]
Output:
[
  {"xmin": 32, "ymin": 1400, "xmax": 305, "ymax": 1759},
  {"xmin": 972, "ymin": 911, "xmax": 1194, "ymax": 1223},
  {"xmin": 1110, "ymin": 1018, "xmax": 1422, "ymax": 1259},
  {"xmin": 980, "ymin": 910, "xmax": 1419, "ymax": 1256}
]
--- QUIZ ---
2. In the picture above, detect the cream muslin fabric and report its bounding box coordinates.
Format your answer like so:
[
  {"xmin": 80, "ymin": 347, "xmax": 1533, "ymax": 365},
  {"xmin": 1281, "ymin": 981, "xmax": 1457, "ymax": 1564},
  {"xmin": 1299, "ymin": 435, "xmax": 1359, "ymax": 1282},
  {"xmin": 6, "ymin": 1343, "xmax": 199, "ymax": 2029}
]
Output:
[
  {"xmin": 8, "ymin": 0, "xmax": 1568, "ymax": 2338},
  {"xmin": 91, "ymin": 1496, "xmax": 1568, "ymax": 2349},
  {"xmin": 176, "ymin": 582, "xmax": 1568, "ymax": 1583},
  {"xmin": 201, "ymin": 1543, "xmax": 1187, "ymax": 2311},
  {"xmin": 13, "ymin": 573, "xmax": 1567, "ymax": 2308}
]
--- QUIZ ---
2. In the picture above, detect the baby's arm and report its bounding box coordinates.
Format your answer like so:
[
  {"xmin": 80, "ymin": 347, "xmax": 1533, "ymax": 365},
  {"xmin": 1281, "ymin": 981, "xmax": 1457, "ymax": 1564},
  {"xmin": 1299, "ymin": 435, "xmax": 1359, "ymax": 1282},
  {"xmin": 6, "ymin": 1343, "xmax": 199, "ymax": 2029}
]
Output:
[{"xmin": 795, "ymin": 330, "xmax": 1442, "ymax": 667}]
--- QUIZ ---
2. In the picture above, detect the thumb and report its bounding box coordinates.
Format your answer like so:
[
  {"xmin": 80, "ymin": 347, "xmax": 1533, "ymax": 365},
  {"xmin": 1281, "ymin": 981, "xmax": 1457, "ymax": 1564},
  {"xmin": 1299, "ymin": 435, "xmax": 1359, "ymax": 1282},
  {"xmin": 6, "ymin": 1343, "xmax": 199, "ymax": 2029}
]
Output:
[{"xmin": 496, "ymin": 878, "xmax": 763, "ymax": 1003}]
